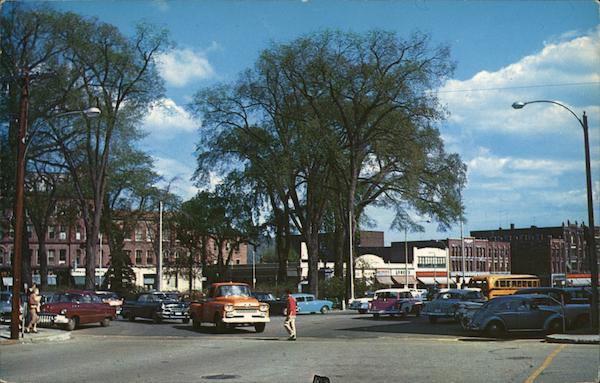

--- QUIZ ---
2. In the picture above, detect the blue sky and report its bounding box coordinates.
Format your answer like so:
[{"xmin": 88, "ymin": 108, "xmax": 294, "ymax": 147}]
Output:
[{"xmin": 36, "ymin": 0, "xmax": 600, "ymax": 244}]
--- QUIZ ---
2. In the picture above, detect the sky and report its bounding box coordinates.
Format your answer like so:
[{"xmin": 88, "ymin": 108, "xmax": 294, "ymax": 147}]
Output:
[{"xmin": 18, "ymin": 0, "xmax": 600, "ymax": 245}]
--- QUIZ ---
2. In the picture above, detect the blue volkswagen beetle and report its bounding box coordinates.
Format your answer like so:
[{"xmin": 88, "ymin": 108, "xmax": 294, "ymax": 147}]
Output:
[{"xmin": 292, "ymin": 293, "xmax": 333, "ymax": 314}]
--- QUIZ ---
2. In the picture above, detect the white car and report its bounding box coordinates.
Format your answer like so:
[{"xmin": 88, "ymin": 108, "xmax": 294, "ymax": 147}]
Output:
[{"xmin": 348, "ymin": 292, "xmax": 375, "ymax": 314}]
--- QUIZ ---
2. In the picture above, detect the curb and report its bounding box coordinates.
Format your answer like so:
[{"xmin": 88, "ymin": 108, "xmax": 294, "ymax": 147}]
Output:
[
  {"xmin": 545, "ymin": 334, "xmax": 599, "ymax": 344},
  {"xmin": 0, "ymin": 330, "xmax": 71, "ymax": 345}
]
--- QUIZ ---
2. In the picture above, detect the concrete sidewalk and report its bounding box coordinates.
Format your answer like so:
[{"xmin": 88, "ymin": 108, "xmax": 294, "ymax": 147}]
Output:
[
  {"xmin": 545, "ymin": 327, "xmax": 599, "ymax": 344},
  {"xmin": 0, "ymin": 327, "xmax": 71, "ymax": 345}
]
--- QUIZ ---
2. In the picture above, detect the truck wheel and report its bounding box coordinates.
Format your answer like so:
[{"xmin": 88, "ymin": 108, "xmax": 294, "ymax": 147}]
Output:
[
  {"xmin": 100, "ymin": 318, "xmax": 110, "ymax": 327},
  {"xmin": 152, "ymin": 313, "xmax": 162, "ymax": 324},
  {"xmin": 193, "ymin": 318, "xmax": 202, "ymax": 329},
  {"xmin": 214, "ymin": 315, "xmax": 226, "ymax": 333},
  {"xmin": 254, "ymin": 323, "xmax": 266, "ymax": 333}
]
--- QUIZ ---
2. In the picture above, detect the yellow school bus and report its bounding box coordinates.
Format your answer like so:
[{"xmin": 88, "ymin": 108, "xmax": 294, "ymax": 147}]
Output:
[{"xmin": 468, "ymin": 274, "xmax": 541, "ymax": 299}]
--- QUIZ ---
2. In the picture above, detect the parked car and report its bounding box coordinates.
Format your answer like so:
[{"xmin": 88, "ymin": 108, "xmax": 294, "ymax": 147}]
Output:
[
  {"xmin": 423, "ymin": 289, "xmax": 486, "ymax": 323},
  {"xmin": 349, "ymin": 292, "xmax": 375, "ymax": 314},
  {"xmin": 121, "ymin": 291, "xmax": 190, "ymax": 323},
  {"xmin": 251, "ymin": 292, "xmax": 287, "ymax": 316},
  {"xmin": 292, "ymin": 293, "xmax": 333, "ymax": 314},
  {"xmin": 38, "ymin": 290, "xmax": 117, "ymax": 331},
  {"xmin": 514, "ymin": 287, "xmax": 591, "ymax": 305},
  {"xmin": 95, "ymin": 291, "xmax": 124, "ymax": 315},
  {"xmin": 465, "ymin": 294, "xmax": 588, "ymax": 337},
  {"xmin": 368, "ymin": 289, "xmax": 423, "ymax": 318},
  {"xmin": 0, "ymin": 292, "xmax": 27, "ymax": 324},
  {"xmin": 190, "ymin": 283, "xmax": 270, "ymax": 333}
]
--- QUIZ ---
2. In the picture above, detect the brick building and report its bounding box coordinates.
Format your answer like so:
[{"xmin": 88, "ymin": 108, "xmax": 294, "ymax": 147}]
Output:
[
  {"xmin": 471, "ymin": 222, "xmax": 599, "ymax": 286},
  {"xmin": 0, "ymin": 211, "xmax": 248, "ymax": 291}
]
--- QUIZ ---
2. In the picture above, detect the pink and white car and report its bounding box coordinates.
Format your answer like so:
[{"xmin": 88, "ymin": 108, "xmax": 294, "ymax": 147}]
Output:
[{"xmin": 367, "ymin": 288, "xmax": 423, "ymax": 319}]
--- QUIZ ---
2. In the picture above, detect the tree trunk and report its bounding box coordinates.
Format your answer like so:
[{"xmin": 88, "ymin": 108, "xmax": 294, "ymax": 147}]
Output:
[{"xmin": 306, "ymin": 224, "xmax": 320, "ymax": 296}]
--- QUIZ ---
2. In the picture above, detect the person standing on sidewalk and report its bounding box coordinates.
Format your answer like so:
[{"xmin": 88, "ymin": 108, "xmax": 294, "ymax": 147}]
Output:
[
  {"xmin": 25, "ymin": 286, "xmax": 41, "ymax": 333},
  {"xmin": 284, "ymin": 289, "xmax": 297, "ymax": 341}
]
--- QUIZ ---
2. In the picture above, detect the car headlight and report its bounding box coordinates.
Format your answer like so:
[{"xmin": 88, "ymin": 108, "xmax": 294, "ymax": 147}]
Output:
[
  {"xmin": 259, "ymin": 304, "xmax": 269, "ymax": 312},
  {"xmin": 59, "ymin": 309, "xmax": 67, "ymax": 315},
  {"xmin": 224, "ymin": 304, "xmax": 234, "ymax": 312}
]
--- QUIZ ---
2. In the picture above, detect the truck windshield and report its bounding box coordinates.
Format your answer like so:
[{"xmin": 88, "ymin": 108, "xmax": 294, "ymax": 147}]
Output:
[{"xmin": 217, "ymin": 285, "xmax": 251, "ymax": 297}]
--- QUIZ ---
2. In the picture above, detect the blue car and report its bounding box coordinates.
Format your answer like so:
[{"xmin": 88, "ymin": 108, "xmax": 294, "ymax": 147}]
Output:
[{"xmin": 292, "ymin": 293, "xmax": 333, "ymax": 314}]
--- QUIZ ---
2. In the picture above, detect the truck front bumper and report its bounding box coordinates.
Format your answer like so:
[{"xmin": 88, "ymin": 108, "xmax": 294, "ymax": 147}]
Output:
[{"xmin": 223, "ymin": 311, "xmax": 270, "ymax": 323}]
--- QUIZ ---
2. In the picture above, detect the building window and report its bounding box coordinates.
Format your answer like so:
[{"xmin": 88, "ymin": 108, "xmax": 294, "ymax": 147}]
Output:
[
  {"xmin": 75, "ymin": 226, "xmax": 82, "ymax": 240},
  {"xmin": 76, "ymin": 249, "xmax": 82, "ymax": 266},
  {"xmin": 48, "ymin": 226, "xmax": 55, "ymax": 239},
  {"xmin": 59, "ymin": 225, "xmax": 67, "ymax": 240},
  {"xmin": 147, "ymin": 251, "xmax": 153, "ymax": 264},
  {"xmin": 48, "ymin": 249, "xmax": 55, "ymax": 264},
  {"xmin": 135, "ymin": 228, "xmax": 143, "ymax": 242},
  {"xmin": 136, "ymin": 250, "xmax": 143, "ymax": 264},
  {"xmin": 146, "ymin": 228, "xmax": 153, "ymax": 242},
  {"xmin": 125, "ymin": 250, "xmax": 132, "ymax": 263},
  {"xmin": 27, "ymin": 225, "xmax": 33, "ymax": 239},
  {"xmin": 59, "ymin": 249, "xmax": 67, "ymax": 264},
  {"xmin": 0, "ymin": 249, "xmax": 4, "ymax": 264}
]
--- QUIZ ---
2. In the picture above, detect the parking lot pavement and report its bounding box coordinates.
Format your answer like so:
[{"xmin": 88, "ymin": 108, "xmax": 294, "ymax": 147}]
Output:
[{"xmin": 0, "ymin": 325, "xmax": 71, "ymax": 345}]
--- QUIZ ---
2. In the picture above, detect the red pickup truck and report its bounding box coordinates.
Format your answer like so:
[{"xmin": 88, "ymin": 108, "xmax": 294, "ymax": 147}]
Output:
[{"xmin": 189, "ymin": 282, "xmax": 270, "ymax": 333}]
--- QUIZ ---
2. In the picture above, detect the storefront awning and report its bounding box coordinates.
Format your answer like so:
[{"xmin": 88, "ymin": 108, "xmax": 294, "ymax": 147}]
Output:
[
  {"xmin": 417, "ymin": 277, "xmax": 456, "ymax": 286},
  {"xmin": 391, "ymin": 275, "xmax": 417, "ymax": 285},
  {"xmin": 376, "ymin": 275, "xmax": 394, "ymax": 285}
]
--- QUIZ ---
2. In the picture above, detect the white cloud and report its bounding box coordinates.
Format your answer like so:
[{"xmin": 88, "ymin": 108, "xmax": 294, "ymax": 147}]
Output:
[
  {"xmin": 440, "ymin": 27, "xmax": 600, "ymax": 135},
  {"xmin": 143, "ymin": 98, "xmax": 198, "ymax": 137},
  {"xmin": 466, "ymin": 147, "xmax": 582, "ymax": 190},
  {"xmin": 153, "ymin": 156, "xmax": 198, "ymax": 200},
  {"xmin": 156, "ymin": 48, "xmax": 215, "ymax": 87}
]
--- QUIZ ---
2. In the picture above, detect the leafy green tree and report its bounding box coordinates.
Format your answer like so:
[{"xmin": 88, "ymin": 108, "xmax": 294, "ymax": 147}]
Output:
[{"xmin": 44, "ymin": 16, "xmax": 169, "ymax": 289}]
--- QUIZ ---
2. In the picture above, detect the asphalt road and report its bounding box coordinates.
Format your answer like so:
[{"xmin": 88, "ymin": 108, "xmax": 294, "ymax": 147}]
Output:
[{"xmin": 1, "ymin": 311, "xmax": 598, "ymax": 383}]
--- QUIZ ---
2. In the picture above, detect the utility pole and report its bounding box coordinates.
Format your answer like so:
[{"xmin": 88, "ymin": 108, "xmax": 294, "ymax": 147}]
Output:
[
  {"xmin": 157, "ymin": 201, "xmax": 163, "ymax": 291},
  {"xmin": 11, "ymin": 71, "xmax": 29, "ymax": 340}
]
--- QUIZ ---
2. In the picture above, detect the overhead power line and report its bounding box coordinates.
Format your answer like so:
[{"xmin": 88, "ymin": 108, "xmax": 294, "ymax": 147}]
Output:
[{"xmin": 438, "ymin": 81, "xmax": 600, "ymax": 94}]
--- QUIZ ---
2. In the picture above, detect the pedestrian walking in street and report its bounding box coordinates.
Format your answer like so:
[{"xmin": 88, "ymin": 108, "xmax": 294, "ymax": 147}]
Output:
[
  {"xmin": 25, "ymin": 285, "xmax": 41, "ymax": 333},
  {"xmin": 284, "ymin": 289, "xmax": 297, "ymax": 341}
]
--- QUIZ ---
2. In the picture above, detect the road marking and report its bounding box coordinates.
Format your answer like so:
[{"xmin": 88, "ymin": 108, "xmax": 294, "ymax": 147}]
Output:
[{"xmin": 524, "ymin": 344, "xmax": 566, "ymax": 383}]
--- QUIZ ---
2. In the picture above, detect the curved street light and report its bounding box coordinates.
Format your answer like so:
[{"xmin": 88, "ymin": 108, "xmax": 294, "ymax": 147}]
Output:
[
  {"xmin": 10, "ymin": 104, "xmax": 101, "ymax": 340},
  {"xmin": 512, "ymin": 99, "xmax": 598, "ymax": 331}
]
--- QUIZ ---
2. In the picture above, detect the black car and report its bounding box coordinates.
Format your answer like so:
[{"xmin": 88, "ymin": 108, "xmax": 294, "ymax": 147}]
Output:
[
  {"xmin": 121, "ymin": 292, "xmax": 190, "ymax": 323},
  {"xmin": 514, "ymin": 287, "xmax": 591, "ymax": 304},
  {"xmin": 251, "ymin": 292, "xmax": 287, "ymax": 316}
]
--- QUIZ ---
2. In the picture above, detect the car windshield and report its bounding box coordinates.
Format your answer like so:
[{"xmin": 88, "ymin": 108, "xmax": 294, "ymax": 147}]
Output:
[
  {"xmin": 217, "ymin": 285, "xmax": 251, "ymax": 297},
  {"xmin": 57, "ymin": 293, "xmax": 84, "ymax": 303}
]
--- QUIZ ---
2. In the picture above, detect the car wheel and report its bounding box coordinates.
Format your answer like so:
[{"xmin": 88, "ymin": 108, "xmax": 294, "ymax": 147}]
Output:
[
  {"xmin": 320, "ymin": 306, "xmax": 329, "ymax": 314},
  {"xmin": 428, "ymin": 316, "xmax": 438, "ymax": 324},
  {"xmin": 485, "ymin": 321, "xmax": 505, "ymax": 338},
  {"xmin": 281, "ymin": 307, "xmax": 288, "ymax": 316},
  {"xmin": 214, "ymin": 314, "xmax": 226, "ymax": 333},
  {"xmin": 547, "ymin": 319, "xmax": 563, "ymax": 335},
  {"xmin": 152, "ymin": 313, "xmax": 162, "ymax": 324},
  {"xmin": 100, "ymin": 318, "xmax": 110, "ymax": 327},
  {"xmin": 126, "ymin": 312, "xmax": 135, "ymax": 322},
  {"xmin": 575, "ymin": 314, "xmax": 589, "ymax": 329},
  {"xmin": 254, "ymin": 323, "xmax": 266, "ymax": 333},
  {"xmin": 65, "ymin": 317, "xmax": 77, "ymax": 331},
  {"xmin": 358, "ymin": 309, "xmax": 367, "ymax": 314},
  {"xmin": 414, "ymin": 306, "xmax": 421, "ymax": 317},
  {"xmin": 373, "ymin": 313, "xmax": 380, "ymax": 320},
  {"xmin": 182, "ymin": 318, "xmax": 190, "ymax": 324}
]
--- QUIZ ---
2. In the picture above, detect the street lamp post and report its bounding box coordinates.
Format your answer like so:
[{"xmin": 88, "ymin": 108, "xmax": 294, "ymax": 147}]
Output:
[
  {"xmin": 10, "ymin": 96, "xmax": 101, "ymax": 339},
  {"xmin": 512, "ymin": 100, "xmax": 598, "ymax": 331},
  {"xmin": 404, "ymin": 219, "xmax": 430, "ymax": 289}
]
